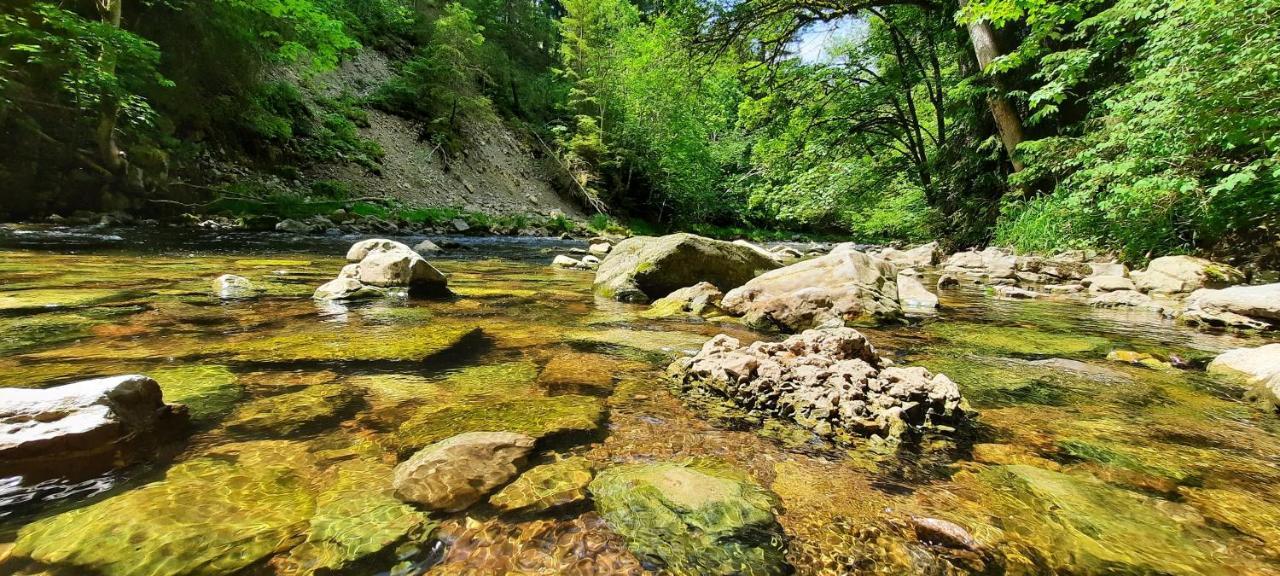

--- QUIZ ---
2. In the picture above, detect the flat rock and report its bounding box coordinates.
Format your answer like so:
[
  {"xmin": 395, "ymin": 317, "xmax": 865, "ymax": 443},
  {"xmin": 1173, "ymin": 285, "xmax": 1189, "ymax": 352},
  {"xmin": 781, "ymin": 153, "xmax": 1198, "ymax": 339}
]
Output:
[
  {"xmin": 393, "ymin": 431, "xmax": 535, "ymax": 512},
  {"xmin": 1182, "ymin": 283, "xmax": 1280, "ymax": 330},
  {"xmin": 590, "ymin": 460, "xmax": 789, "ymax": 576},
  {"xmin": 0, "ymin": 375, "xmax": 188, "ymax": 479},
  {"xmin": 489, "ymin": 456, "xmax": 594, "ymax": 513},
  {"xmin": 1131, "ymin": 255, "xmax": 1243, "ymax": 294}
]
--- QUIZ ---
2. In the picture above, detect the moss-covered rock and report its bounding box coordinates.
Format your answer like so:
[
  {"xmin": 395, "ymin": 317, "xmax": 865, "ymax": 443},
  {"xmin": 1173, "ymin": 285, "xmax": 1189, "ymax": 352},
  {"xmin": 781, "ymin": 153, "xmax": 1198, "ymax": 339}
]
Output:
[
  {"xmin": 279, "ymin": 458, "xmax": 432, "ymax": 575},
  {"xmin": 565, "ymin": 328, "xmax": 709, "ymax": 355},
  {"xmin": 0, "ymin": 288, "xmax": 136, "ymax": 311},
  {"xmin": 226, "ymin": 384, "xmax": 363, "ymax": 436},
  {"xmin": 980, "ymin": 465, "xmax": 1223, "ymax": 575},
  {"xmin": 590, "ymin": 460, "xmax": 790, "ymax": 576},
  {"xmin": 927, "ymin": 322, "xmax": 1110, "ymax": 358},
  {"xmin": 489, "ymin": 456, "xmax": 595, "ymax": 513},
  {"xmin": 391, "ymin": 394, "xmax": 605, "ymax": 455},
  {"xmin": 593, "ymin": 233, "xmax": 780, "ymax": 302},
  {"xmin": 149, "ymin": 364, "xmax": 242, "ymax": 423},
  {"xmin": 224, "ymin": 325, "xmax": 481, "ymax": 363},
  {"xmin": 537, "ymin": 352, "xmax": 623, "ymax": 395},
  {"xmin": 6, "ymin": 441, "xmax": 317, "ymax": 576}
]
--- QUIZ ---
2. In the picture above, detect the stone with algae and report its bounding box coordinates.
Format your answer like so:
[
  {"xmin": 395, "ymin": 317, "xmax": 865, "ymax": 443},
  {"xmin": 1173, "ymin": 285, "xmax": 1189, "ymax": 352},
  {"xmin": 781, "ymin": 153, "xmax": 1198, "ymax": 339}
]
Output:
[
  {"xmin": 489, "ymin": 456, "xmax": 595, "ymax": 513},
  {"xmin": 393, "ymin": 431, "xmax": 535, "ymax": 512},
  {"xmin": 590, "ymin": 460, "xmax": 790, "ymax": 576}
]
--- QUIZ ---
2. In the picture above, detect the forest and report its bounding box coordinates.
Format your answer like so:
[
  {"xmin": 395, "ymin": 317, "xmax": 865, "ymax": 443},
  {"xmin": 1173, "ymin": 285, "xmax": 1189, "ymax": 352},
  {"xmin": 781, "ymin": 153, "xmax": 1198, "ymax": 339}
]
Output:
[{"xmin": 1, "ymin": 0, "xmax": 1278, "ymax": 262}]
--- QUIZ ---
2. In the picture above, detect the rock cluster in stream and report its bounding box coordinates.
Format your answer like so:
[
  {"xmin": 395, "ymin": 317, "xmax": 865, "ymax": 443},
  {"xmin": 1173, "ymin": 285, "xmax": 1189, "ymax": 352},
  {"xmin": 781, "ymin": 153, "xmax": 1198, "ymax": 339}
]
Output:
[
  {"xmin": 314, "ymin": 238, "xmax": 450, "ymax": 300},
  {"xmin": 668, "ymin": 327, "xmax": 968, "ymax": 439}
]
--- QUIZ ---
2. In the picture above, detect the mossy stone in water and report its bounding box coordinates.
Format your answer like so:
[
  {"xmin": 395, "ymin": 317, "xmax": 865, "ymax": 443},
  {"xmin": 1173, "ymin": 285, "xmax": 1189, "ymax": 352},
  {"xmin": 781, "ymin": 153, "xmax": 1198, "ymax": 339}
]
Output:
[
  {"xmin": 0, "ymin": 288, "xmax": 134, "ymax": 311},
  {"xmin": 927, "ymin": 322, "xmax": 1110, "ymax": 358},
  {"xmin": 355, "ymin": 361, "xmax": 540, "ymax": 408},
  {"xmin": 392, "ymin": 394, "xmax": 604, "ymax": 455},
  {"xmin": 225, "ymin": 325, "xmax": 480, "ymax": 363},
  {"xmin": 980, "ymin": 465, "xmax": 1223, "ymax": 575},
  {"xmin": 7, "ymin": 441, "xmax": 316, "ymax": 576},
  {"xmin": 279, "ymin": 459, "xmax": 432, "ymax": 575},
  {"xmin": 590, "ymin": 460, "xmax": 790, "ymax": 576},
  {"xmin": 150, "ymin": 365, "xmax": 242, "ymax": 423},
  {"xmin": 226, "ymin": 384, "xmax": 362, "ymax": 436},
  {"xmin": 565, "ymin": 328, "xmax": 708, "ymax": 355},
  {"xmin": 489, "ymin": 456, "xmax": 595, "ymax": 513}
]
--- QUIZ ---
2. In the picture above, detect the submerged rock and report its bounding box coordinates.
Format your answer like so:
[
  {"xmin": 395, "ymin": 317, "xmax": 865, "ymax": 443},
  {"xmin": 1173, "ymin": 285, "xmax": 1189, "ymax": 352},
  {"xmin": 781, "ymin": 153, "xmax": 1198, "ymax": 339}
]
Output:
[
  {"xmin": 225, "ymin": 384, "xmax": 363, "ymax": 436},
  {"xmin": 211, "ymin": 274, "xmax": 253, "ymax": 299},
  {"xmin": 593, "ymin": 233, "xmax": 780, "ymax": 302},
  {"xmin": 538, "ymin": 352, "xmax": 620, "ymax": 395},
  {"xmin": 489, "ymin": 456, "xmax": 594, "ymax": 513},
  {"xmin": 668, "ymin": 327, "xmax": 967, "ymax": 440},
  {"xmin": 910, "ymin": 516, "xmax": 980, "ymax": 551},
  {"xmin": 993, "ymin": 285, "xmax": 1041, "ymax": 299},
  {"xmin": 392, "ymin": 394, "xmax": 604, "ymax": 455},
  {"xmin": 0, "ymin": 375, "xmax": 188, "ymax": 479},
  {"xmin": 1181, "ymin": 282, "xmax": 1280, "ymax": 330},
  {"xmin": 721, "ymin": 246, "xmax": 900, "ymax": 331},
  {"xmin": 1131, "ymin": 255, "xmax": 1244, "ymax": 295},
  {"xmin": 227, "ymin": 325, "xmax": 480, "ymax": 363},
  {"xmin": 1088, "ymin": 289, "xmax": 1169, "ymax": 313},
  {"xmin": 393, "ymin": 431, "xmax": 535, "ymax": 512},
  {"xmin": 980, "ymin": 465, "xmax": 1224, "ymax": 575},
  {"xmin": 6, "ymin": 441, "xmax": 317, "ymax": 576},
  {"xmin": 590, "ymin": 460, "xmax": 789, "ymax": 576}
]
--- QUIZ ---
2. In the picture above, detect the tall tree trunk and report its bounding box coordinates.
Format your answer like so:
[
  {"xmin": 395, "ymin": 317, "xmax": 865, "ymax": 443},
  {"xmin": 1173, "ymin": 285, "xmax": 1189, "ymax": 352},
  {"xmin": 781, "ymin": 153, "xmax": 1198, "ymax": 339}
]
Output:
[
  {"xmin": 960, "ymin": 1, "xmax": 1025, "ymax": 172},
  {"xmin": 95, "ymin": 0, "xmax": 124, "ymax": 176}
]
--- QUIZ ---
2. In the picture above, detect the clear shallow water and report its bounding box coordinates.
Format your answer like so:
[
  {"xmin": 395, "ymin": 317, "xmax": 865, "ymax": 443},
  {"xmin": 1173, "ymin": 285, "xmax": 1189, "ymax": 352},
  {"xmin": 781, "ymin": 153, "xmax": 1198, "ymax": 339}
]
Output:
[{"xmin": 1, "ymin": 226, "xmax": 1279, "ymax": 575}]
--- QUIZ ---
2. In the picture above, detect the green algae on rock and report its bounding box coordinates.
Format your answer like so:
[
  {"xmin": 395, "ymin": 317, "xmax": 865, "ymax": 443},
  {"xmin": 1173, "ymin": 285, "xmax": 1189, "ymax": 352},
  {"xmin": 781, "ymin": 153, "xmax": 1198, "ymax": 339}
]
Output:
[
  {"xmin": 226, "ymin": 384, "xmax": 363, "ymax": 436},
  {"xmin": 279, "ymin": 458, "xmax": 433, "ymax": 575},
  {"xmin": 489, "ymin": 456, "xmax": 595, "ymax": 513},
  {"xmin": 980, "ymin": 464, "xmax": 1226, "ymax": 575},
  {"xmin": 0, "ymin": 288, "xmax": 138, "ymax": 311},
  {"xmin": 149, "ymin": 364, "xmax": 242, "ymax": 423},
  {"xmin": 565, "ymin": 328, "xmax": 709, "ymax": 355},
  {"xmin": 590, "ymin": 460, "xmax": 790, "ymax": 576},
  {"xmin": 926, "ymin": 322, "xmax": 1111, "ymax": 357},
  {"xmin": 224, "ymin": 325, "xmax": 481, "ymax": 363},
  {"xmin": 5, "ymin": 441, "xmax": 317, "ymax": 576},
  {"xmin": 392, "ymin": 394, "xmax": 605, "ymax": 455},
  {"xmin": 355, "ymin": 361, "xmax": 541, "ymax": 408}
]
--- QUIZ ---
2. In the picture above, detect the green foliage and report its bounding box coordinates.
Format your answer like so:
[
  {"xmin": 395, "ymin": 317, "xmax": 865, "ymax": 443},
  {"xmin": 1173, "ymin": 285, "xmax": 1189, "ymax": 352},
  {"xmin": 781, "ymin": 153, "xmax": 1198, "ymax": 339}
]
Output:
[
  {"xmin": 989, "ymin": 0, "xmax": 1280, "ymax": 260},
  {"xmin": 372, "ymin": 2, "xmax": 492, "ymax": 148}
]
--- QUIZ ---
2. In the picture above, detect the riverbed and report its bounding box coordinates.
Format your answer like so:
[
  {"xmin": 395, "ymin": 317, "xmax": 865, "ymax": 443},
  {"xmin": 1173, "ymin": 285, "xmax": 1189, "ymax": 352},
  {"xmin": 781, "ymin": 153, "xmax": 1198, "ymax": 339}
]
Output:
[{"xmin": 2, "ymin": 226, "xmax": 1279, "ymax": 575}]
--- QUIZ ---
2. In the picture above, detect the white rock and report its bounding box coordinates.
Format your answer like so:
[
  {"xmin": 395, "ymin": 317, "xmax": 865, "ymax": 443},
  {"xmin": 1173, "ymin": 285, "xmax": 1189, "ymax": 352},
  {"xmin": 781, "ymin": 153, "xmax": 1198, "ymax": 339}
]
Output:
[
  {"xmin": 313, "ymin": 277, "xmax": 384, "ymax": 300},
  {"xmin": 1131, "ymin": 255, "xmax": 1243, "ymax": 294},
  {"xmin": 897, "ymin": 273, "xmax": 938, "ymax": 310},
  {"xmin": 588, "ymin": 242, "xmax": 612, "ymax": 257},
  {"xmin": 552, "ymin": 255, "xmax": 583, "ymax": 268},
  {"xmin": 1087, "ymin": 276, "xmax": 1137, "ymax": 293},
  {"xmin": 1182, "ymin": 283, "xmax": 1280, "ymax": 330},
  {"xmin": 212, "ymin": 274, "xmax": 253, "ymax": 299}
]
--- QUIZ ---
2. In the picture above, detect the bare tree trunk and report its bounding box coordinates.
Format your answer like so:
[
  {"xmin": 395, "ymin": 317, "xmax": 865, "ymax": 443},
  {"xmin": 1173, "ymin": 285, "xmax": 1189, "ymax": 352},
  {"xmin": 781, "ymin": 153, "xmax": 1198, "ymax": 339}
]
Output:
[
  {"xmin": 95, "ymin": 0, "xmax": 124, "ymax": 175},
  {"xmin": 961, "ymin": 1, "xmax": 1025, "ymax": 172}
]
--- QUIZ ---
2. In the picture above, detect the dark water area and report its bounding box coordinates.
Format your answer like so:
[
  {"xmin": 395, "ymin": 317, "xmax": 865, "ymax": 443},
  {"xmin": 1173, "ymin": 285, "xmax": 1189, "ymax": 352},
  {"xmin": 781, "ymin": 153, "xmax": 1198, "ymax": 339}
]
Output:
[{"xmin": 2, "ymin": 224, "xmax": 1279, "ymax": 575}]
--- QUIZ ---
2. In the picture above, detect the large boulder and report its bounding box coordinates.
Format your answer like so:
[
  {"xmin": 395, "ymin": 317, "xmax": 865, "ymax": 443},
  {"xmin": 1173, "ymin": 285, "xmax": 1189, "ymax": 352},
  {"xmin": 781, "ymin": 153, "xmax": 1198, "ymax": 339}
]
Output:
[
  {"xmin": 1131, "ymin": 255, "xmax": 1244, "ymax": 295},
  {"xmin": 1181, "ymin": 283, "xmax": 1280, "ymax": 330},
  {"xmin": 317, "ymin": 239, "xmax": 449, "ymax": 299},
  {"xmin": 590, "ymin": 460, "xmax": 790, "ymax": 576},
  {"xmin": 720, "ymin": 246, "xmax": 900, "ymax": 331},
  {"xmin": 897, "ymin": 273, "xmax": 939, "ymax": 311},
  {"xmin": 877, "ymin": 241, "xmax": 940, "ymax": 269},
  {"xmin": 392, "ymin": 431, "xmax": 535, "ymax": 512},
  {"xmin": 593, "ymin": 233, "xmax": 781, "ymax": 303},
  {"xmin": 1208, "ymin": 344, "xmax": 1280, "ymax": 411},
  {"xmin": 668, "ymin": 327, "xmax": 967, "ymax": 440},
  {"xmin": 355, "ymin": 244, "xmax": 449, "ymax": 295},
  {"xmin": 942, "ymin": 247, "xmax": 1017, "ymax": 281},
  {"xmin": 0, "ymin": 375, "xmax": 188, "ymax": 479}
]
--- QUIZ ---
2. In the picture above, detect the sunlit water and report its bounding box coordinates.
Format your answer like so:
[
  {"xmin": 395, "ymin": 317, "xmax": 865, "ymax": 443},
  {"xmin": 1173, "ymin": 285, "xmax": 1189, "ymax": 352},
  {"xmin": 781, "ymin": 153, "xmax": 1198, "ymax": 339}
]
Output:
[{"xmin": 1, "ymin": 225, "xmax": 1279, "ymax": 575}]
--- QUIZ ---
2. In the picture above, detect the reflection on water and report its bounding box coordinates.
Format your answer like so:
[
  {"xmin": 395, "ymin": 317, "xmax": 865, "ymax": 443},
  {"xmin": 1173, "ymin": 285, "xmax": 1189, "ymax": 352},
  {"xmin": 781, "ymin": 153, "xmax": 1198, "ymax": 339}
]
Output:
[{"xmin": 1, "ymin": 226, "xmax": 1279, "ymax": 575}]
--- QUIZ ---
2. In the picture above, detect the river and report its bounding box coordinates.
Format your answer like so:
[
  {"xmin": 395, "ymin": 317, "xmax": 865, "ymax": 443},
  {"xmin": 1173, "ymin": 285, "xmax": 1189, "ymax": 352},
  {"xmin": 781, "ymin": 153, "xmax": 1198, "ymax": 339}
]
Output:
[{"xmin": 1, "ymin": 225, "xmax": 1278, "ymax": 575}]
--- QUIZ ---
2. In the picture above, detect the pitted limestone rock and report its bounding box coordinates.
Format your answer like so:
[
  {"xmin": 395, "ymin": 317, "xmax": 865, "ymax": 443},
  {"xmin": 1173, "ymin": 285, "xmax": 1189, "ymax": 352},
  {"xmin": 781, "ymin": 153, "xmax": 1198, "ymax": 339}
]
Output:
[{"xmin": 668, "ymin": 327, "xmax": 967, "ymax": 439}]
